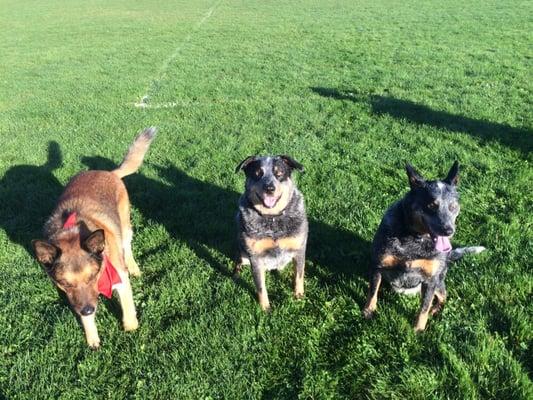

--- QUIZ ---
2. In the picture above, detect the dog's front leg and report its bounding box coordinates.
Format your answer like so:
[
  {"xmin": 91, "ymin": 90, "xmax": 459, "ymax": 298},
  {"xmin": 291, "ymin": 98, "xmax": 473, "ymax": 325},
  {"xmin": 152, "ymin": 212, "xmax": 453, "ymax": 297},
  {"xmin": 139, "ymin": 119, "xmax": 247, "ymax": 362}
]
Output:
[
  {"xmin": 81, "ymin": 313, "xmax": 101, "ymax": 349},
  {"xmin": 115, "ymin": 269, "xmax": 139, "ymax": 331},
  {"xmin": 414, "ymin": 281, "xmax": 437, "ymax": 332},
  {"xmin": 363, "ymin": 268, "xmax": 382, "ymax": 319},
  {"xmin": 293, "ymin": 251, "xmax": 306, "ymax": 299},
  {"xmin": 251, "ymin": 261, "xmax": 270, "ymax": 311}
]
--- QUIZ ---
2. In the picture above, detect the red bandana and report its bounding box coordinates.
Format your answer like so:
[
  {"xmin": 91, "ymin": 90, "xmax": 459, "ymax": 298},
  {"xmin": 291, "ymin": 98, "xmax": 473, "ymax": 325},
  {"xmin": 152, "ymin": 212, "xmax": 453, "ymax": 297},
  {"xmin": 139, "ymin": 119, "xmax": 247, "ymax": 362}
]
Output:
[{"xmin": 63, "ymin": 212, "xmax": 122, "ymax": 298}]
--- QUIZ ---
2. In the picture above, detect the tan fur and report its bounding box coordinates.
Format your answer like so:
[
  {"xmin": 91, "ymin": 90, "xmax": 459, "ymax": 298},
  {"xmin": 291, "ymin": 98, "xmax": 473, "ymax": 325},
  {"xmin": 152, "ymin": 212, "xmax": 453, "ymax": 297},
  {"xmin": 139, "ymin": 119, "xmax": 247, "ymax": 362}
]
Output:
[
  {"xmin": 381, "ymin": 254, "xmax": 400, "ymax": 267},
  {"xmin": 33, "ymin": 129, "xmax": 155, "ymax": 348},
  {"xmin": 407, "ymin": 258, "xmax": 440, "ymax": 276},
  {"xmin": 245, "ymin": 237, "xmax": 276, "ymax": 253},
  {"xmin": 277, "ymin": 234, "xmax": 305, "ymax": 251},
  {"xmin": 81, "ymin": 314, "xmax": 100, "ymax": 349},
  {"xmin": 113, "ymin": 128, "xmax": 156, "ymax": 178},
  {"xmin": 244, "ymin": 233, "xmax": 305, "ymax": 255},
  {"xmin": 363, "ymin": 273, "xmax": 382, "ymax": 316},
  {"xmin": 294, "ymin": 261, "xmax": 304, "ymax": 298},
  {"xmin": 431, "ymin": 288, "xmax": 447, "ymax": 316},
  {"xmin": 414, "ymin": 309, "xmax": 430, "ymax": 332}
]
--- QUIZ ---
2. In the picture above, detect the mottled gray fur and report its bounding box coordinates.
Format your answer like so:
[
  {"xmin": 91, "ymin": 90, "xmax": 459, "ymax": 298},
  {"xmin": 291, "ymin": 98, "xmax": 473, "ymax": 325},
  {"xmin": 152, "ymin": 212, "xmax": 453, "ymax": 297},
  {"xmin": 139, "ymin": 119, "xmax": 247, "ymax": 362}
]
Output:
[{"xmin": 234, "ymin": 155, "xmax": 308, "ymax": 310}]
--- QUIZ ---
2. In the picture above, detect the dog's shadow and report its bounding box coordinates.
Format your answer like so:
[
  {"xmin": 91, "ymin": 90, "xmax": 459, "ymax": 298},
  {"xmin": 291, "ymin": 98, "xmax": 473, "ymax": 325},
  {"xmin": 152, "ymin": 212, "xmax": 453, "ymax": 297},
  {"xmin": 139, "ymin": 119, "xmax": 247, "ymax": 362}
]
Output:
[{"xmin": 82, "ymin": 156, "xmax": 371, "ymax": 301}]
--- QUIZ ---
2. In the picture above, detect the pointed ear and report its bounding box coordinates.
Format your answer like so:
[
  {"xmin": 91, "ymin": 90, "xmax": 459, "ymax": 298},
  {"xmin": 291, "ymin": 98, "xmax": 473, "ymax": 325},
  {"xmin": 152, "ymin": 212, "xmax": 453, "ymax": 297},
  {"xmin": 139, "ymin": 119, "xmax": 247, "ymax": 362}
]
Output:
[
  {"xmin": 32, "ymin": 240, "xmax": 60, "ymax": 266},
  {"xmin": 405, "ymin": 163, "xmax": 425, "ymax": 189},
  {"xmin": 444, "ymin": 160, "xmax": 459, "ymax": 186},
  {"xmin": 83, "ymin": 230, "xmax": 105, "ymax": 254},
  {"xmin": 235, "ymin": 156, "xmax": 257, "ymax": 173},
  {"xmin": 278, "ymin": 155, "xmax": 304, "ymax": 172}
]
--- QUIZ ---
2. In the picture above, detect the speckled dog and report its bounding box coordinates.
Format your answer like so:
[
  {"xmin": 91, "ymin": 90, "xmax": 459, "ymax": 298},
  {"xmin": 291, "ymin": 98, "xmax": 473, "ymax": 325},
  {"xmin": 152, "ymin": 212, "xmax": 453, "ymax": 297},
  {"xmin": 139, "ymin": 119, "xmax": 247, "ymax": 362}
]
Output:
[
  {"xmin": 234, "ymin": 155, "xmax": 308, "ymax": 311},
  {"xmin": 363, "ymin": 161, "xmax": 485, "ymax": 331}
]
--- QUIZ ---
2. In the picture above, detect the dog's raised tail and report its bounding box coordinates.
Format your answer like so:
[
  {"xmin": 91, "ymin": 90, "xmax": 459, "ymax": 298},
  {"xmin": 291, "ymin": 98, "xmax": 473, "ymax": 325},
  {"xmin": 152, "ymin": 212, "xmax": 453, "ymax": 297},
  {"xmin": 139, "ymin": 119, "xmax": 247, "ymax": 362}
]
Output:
[
  {"xmin": 448, "ymin": 246, "xmax": 486, "ymax": 262},
  {"xmin": 113, "ymin": 127, "xmax": 157, "ymax": 178}
]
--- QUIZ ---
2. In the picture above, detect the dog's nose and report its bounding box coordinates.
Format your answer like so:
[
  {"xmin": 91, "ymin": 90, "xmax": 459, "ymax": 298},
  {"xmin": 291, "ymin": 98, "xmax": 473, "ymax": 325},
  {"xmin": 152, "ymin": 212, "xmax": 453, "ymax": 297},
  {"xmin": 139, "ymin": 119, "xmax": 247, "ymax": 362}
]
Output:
[
  {"xmin": 80, "ymin": 305, "xmax": 95, "ymax": 316},
  {"xmin": 263, "ymin": 183, "xmax": 275, "ymax": 193},
  {"xmin": 443, "ymin": 226, "xmax": 454, "ymax": 236}
]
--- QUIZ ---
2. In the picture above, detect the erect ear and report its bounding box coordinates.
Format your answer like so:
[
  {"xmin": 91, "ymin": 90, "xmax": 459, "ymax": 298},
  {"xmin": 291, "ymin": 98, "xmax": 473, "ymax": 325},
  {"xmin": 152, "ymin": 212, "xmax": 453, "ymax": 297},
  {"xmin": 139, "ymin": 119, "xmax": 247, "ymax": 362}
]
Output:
[
  {"xmin": 444, "ymin": 160, "xmax": 460, "ymax": 186},
  {"xmin": 235, "ymin": 156, "xmax": 257, "ymax": 173},
  {"xmin": 278, "ymin": 155, "xmax": 304, "ymax": 172},
  {"xmin": 32, "ymin": 240, "xmax": 60, "ymax": 267},
  {"xmin": 83, "ymin": 230, "xmax": 105, "ymax": 254},
  {"xmin": 405, "ymin": 163, "xmax": 425, "ymax": 189}
]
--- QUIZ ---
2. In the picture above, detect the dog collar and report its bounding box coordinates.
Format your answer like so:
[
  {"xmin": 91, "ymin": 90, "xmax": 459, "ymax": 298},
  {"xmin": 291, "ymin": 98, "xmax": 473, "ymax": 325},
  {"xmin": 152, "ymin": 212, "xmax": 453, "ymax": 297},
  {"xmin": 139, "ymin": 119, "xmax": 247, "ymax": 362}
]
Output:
[
  {"xmin": 435, "ymin": 236, "xmax": 452, "ymax": 253},
  {"xmin": 62, "ymin": 212, "xmax": 122, "ymax": 298}
]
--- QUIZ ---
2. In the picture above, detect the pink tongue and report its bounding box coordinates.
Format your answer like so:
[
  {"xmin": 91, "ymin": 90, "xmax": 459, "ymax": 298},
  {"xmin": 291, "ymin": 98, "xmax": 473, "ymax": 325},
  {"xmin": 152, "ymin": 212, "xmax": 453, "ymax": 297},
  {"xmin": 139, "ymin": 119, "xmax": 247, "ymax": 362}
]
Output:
[
  {"xmin": 263, "ymin": 195, "xmax": 278, "ymax": 208},
  {"xmin": 435, "ymin": 236, "xmax": 452, "ymax": 252}
]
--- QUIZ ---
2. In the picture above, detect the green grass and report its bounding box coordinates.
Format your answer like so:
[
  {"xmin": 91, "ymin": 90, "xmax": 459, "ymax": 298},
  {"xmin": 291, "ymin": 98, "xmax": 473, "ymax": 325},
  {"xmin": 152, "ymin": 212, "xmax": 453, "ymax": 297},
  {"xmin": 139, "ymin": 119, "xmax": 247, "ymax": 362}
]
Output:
[{"xmin": 1, "ymin": 0, "xmax": 532, "ymax": 398}]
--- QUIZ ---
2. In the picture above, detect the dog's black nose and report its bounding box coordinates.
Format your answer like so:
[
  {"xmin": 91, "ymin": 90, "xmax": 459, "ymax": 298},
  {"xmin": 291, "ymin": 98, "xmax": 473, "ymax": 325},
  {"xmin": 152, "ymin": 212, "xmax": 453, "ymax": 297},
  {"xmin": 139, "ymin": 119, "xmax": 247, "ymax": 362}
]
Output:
[
  {"xmin": 80, "ymin": 305, "xmax": 95, "ymax": 316},
  {"xmin": 263, "ymin": 183, "xmax": 275, "ymax": 193},
  {"xmin": 443, "ymin": 226, "xmax": 454, "ymax": 236}
]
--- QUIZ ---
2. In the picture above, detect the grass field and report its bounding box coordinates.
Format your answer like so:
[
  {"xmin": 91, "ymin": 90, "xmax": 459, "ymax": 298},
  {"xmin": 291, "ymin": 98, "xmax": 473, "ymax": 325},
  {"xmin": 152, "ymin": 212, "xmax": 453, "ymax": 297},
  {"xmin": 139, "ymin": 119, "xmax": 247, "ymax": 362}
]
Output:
[{"xmin": 1, "ymin": 0, "xmax": 532, "ymax": 398}]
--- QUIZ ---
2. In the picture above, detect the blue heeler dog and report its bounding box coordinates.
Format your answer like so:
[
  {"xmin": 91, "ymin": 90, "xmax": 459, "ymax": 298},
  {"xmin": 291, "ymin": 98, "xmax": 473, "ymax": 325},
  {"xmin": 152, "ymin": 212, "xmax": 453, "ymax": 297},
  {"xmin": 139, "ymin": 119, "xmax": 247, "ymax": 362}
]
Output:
[
  {"xmin": 234, "ymin": 155, "xmax": 308, "ymax": 311},
  {"xmin": 363, "ymin": 161, "xmax": 486, "ymax": 331}
]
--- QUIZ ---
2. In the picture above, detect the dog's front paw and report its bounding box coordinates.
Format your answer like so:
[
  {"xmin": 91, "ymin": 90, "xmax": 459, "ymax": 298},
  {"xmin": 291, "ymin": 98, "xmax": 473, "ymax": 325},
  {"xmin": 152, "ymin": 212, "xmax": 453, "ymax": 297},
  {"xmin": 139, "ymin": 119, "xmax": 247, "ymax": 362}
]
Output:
[
  {"xmin": 362, "ymin": 307, "xmax": 376, "ymax": 319},
  {"xmin": 86, "ymin": 336, "xmax": 101, "ymax": 350},
  {"xmin": 123, "ymin": 316, "xmax": 139, "ymax": 332},
  {"xmin": 127, "ymin": 261, "xmax": 141, "ymax": 278},
  {"xmin": 294, "ymin": 291, "xmax": 304, "ymax": 300},
  {"xmin": 414, "ymin": 325, "xmax": 426, "ymax": 333}
]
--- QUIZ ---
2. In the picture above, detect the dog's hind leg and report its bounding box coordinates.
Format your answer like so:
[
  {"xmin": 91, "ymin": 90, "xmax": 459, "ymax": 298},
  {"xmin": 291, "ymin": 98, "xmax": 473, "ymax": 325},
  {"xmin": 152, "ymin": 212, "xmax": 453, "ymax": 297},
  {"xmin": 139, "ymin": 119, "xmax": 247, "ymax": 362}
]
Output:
[
  {"xmin": 118, "ymin": 193, "xmax": 140, "ymax": 277},
  {"xmin": 293, "ymin": 251, "xmax": 306, "ymax": 299},
  {"xmin": 233, "ymin": 253, "xmax": 250, "ymax": 277},
  {"xmin": 431, "ymin": 283, "xmax": 447, "ymax": 316},
  {"xmin": 363, "ymin": 269, "xmax": 382, "ymax": 319}
]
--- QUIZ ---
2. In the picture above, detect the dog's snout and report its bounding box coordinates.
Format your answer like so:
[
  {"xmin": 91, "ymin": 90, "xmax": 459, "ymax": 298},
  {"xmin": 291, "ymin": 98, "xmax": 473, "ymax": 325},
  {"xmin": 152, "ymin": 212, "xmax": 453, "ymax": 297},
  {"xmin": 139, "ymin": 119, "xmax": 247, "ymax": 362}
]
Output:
[
  {"xmin": 263, "ymin": 182, "xmax": 275, "ymax": 193},
  {"xmin": 443, "ymin": 226, "xmax": 454, "ymax": 236},
  {"xmin": 80, "ymin": 305, "xmax": 95, "ymax": 316}
]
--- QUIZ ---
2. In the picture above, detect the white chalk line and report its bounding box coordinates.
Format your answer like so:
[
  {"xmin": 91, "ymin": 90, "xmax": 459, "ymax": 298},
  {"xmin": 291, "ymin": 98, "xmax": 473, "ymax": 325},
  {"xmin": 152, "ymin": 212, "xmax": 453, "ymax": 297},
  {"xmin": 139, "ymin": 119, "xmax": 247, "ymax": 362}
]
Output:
[
  {"xmin": 132, "ymin": 96, "xmax": 306, "ymax": 110},
  {"xmin": 134, "ymin": 0, "xmax": 223, "ymax": 109}
]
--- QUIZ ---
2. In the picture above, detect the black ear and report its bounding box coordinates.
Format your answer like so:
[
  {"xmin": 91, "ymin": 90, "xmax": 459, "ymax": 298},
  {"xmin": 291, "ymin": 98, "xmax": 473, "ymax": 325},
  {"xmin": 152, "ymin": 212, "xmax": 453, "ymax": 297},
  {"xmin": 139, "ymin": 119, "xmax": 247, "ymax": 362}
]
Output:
[
  {"xmin": 278, "ymin": 155, "xmax": 304, "ymax": 172},
  {"xmin": 405, "ymin": 163, "xmax": 425, "ymax": 189},
  {"xmin": 83, "ymin": 230, "xmax": 105, "ymax": 254},
  {"xmin": 32, "ymin": 240, "xmax": 60, "ymax": 267},
  {"xmin": 444, "ymin": 160, "xmax": 459, "ymax": 186},
  {"xmin": 235, "ymin": 156, "xmax": 257, "ymax": 173}
]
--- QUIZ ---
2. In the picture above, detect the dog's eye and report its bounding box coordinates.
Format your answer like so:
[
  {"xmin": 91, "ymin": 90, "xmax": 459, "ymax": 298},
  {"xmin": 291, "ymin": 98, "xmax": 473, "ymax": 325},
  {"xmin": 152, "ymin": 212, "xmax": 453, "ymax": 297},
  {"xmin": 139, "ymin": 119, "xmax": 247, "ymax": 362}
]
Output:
[
  {"xmin": 273, "ymin": 168, "xmax": 283, "ymax": 178},
  {"xmin": 254, "ymin": 168, "xmax": 264, "ymax": 179},
  {"xmin": 427, "ymin": 201, "xmax": 439, "ymax": 210},
  {"xmin": 57, "ymin": 280, "xmax": 73, "ymax": 289}
]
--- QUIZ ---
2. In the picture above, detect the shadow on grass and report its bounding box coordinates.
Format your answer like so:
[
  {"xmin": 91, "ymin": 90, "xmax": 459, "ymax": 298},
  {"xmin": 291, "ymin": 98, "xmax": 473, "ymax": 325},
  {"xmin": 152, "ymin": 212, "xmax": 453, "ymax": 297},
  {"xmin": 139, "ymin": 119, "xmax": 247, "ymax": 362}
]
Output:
[
  {"xmin": 310, "ymin": 87, "xmax": 533, "ymax": 156},
  {"xmin": 82, "ymin": 156, "xmax": 371, "ymax": 303},
  {"xmin": 0, "ymin": 143, "xmax": 132, "ymax": 330},
  {"xmin": 0, "ymin": 141, "xmax": 64, "ymax": 252}
]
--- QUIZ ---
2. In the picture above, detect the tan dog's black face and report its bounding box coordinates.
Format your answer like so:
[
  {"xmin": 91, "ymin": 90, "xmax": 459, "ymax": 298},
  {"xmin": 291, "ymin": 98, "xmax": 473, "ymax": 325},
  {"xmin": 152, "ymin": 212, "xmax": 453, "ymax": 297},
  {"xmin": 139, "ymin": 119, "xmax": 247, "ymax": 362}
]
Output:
[
  {"xmin": 32, "ymin": 229, "xmax": 105, "ymax": 316},
  {"xmin": 236, "ymin": 155, "xmax": 304, "ymax": 215}
]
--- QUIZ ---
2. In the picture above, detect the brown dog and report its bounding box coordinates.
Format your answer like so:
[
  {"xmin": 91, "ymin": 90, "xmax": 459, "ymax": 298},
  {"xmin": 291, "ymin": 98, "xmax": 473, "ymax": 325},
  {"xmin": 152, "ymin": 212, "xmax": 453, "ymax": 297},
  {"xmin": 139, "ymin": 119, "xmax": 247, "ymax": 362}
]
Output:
[{"xmin": 32, "ymin": 128, "xmax": 156, "ymax": 348}]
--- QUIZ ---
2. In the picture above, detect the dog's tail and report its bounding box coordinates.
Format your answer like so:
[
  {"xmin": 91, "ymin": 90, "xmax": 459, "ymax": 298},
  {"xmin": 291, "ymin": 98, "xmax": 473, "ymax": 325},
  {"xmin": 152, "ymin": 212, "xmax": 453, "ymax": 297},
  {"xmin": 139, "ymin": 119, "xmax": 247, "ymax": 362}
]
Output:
[
  {"xmin": 448, "ymin": 246, "xmax": 486, "ymax": 262},
  {"xmin": 112, "ymin": 127, "xmax": 157, "ymax": 178}
]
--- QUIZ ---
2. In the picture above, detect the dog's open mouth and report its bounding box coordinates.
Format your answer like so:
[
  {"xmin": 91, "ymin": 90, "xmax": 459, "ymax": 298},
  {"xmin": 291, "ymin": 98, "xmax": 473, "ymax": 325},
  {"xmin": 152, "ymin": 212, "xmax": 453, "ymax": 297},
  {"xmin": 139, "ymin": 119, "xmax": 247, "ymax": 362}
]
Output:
[
  {"xmin": 428, "ymin": 231, "xmax": 452, "ymax": 252},
  {"xmin": 260, "ymin": 193, "xmax": 280, "ymax": 209}
]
